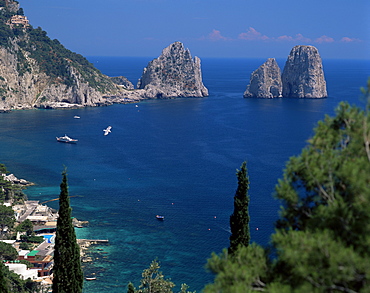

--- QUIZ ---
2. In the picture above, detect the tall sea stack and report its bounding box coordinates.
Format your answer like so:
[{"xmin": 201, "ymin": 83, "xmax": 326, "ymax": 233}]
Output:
[
  {"xmin": 243, "ymin": 58, "xmax": 282, "ymax": 98},
  {"xmin": 137, "ymin": 42, "xmax": 209, "ymax": 98},
  {"xmin": 282, "ymin": 45, "xmax": 327, "ymax": 98}
]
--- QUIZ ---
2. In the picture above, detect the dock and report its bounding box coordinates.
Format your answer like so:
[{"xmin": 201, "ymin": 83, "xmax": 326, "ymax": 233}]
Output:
[{"xmin": 77, "ymin": 239, "xmax": 109, "ymax": 244}]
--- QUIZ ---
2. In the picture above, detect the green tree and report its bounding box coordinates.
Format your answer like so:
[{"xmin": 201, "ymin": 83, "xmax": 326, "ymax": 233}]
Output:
[
  {"xmin": 229, "ymin": 161, "xmax": 250, "ymax": 254},
  {"xmin": 0, "ymin": 242, "xmax": 17, "ymax": 261},
  {"xmin": 0, "ymin": 252, "xmax": 40, "ymax": 293},
  {"xmin": 128, "ymin": 260, "xmax": 195, "ymax": 293},
  {"xmin": 204, "ymin": 94, "xmax": 370, "ymax": 292},
  {"xmin": 0, "ymin": 261, "xmax": 9, "ymax": 293},
  {"xmin": 127, "ymin": 282, "xmax": 136, "ymax": 293},
  {"xmin": 15, "ymin": 219, "xmax": 33, "ymax": 236},
  {"xmin": 52, "ymin": 169, "xmax": 83, "ymax": 293},
  {"xmin": 205, "ymin": 243, "xmax": 268, "ymax": 292},
  {"xmin": 0, "ymin": 205, "xmax": 15, "ymax": 237},
  {"xmin": 138, "ymin": 260, "xmax": 175, "ymax": 293}
]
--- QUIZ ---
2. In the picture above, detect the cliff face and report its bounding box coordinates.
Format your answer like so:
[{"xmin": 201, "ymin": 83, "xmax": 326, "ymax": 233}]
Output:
[
  {"xmin": 109, "ymin": 76, "xmax": 134, "ymax": 90},
  {"xmin": 282, "ymin": 45, "xmax": 327, "ymax": 98},
  {"xmin": 0, "ymin": 46, "xmax": 112, "ymax": 110},
  {"xmin": 137, "ymin": 42, "xmax": 208, "ymax": 98},
  {"xmin": 0, "ymin": 0, "xmax": 125, "ymax": 111},
  {"xmin": 243, "ymin": 58, "xmax": 282, "ymax": 98},
  {"xmin": 0, "ymin": 3, "xmax": 208, "ymax": 110}
]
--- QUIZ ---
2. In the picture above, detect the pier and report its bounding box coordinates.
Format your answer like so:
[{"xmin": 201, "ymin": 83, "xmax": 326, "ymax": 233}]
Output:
[{"xmin": 77, "ymin": 239, "xmax": 109, "ymax": 244}]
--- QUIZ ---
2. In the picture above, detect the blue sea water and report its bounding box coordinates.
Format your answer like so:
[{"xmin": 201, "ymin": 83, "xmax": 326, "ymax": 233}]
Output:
[{"xmin": 0, "ymin": 57, "xmax": 369, "ymax": 292}]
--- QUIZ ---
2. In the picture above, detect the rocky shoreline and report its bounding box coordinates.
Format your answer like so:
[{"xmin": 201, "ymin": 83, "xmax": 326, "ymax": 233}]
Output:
[
  {"xmin": 0, "ymin": 39, "xmax": 208, "ymax": 112},
  {"xmin": 3, "ymin": 173, "xmax": 34, "ymax": 186},
  {"xmin": 2, "ymin": 169, "xmax": 106, "ymax": 281},
  {"xmin": 78, "ymin": 239, "xmax": 110, "ymax": 264}
]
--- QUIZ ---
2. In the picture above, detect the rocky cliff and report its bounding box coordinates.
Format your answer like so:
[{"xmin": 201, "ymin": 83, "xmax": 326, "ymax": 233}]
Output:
[
  {"xmin": 282, "ymin": 45, "xmax": 327, "ymax": 98},
  {"xmin": 0, "ymin": 1, "xmax": 207, "ymax": 110},
  {"xmin": 243, "ymin": 58, "xmax": 282, "ymax": 98},
  {"xmin": 110, "ymin": 76, "xmax": 134, "ymax": 89},
  {"xmin": 0, "ymin": 1, "xmax": 130, "ymax": 111},
  {"xmin": 136, "ymin": 42, "xmax": 208, "ymax": 98}
]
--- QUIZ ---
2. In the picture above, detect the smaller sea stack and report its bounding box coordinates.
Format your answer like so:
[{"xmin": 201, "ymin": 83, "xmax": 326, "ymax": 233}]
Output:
[{"xmin": 244, "ymin": 58, "xmax": 282, "ymax": 98}]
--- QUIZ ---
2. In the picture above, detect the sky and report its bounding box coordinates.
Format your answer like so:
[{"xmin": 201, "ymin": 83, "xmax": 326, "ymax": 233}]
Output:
[{"xmin": 20, "ymin": 0, "xmax": 370, "ymax": 59}]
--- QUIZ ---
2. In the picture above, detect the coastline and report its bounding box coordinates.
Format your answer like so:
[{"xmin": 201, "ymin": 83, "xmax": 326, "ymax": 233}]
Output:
[{"xmin": 1, "ymin": 170, "xmax": 106, "ymax": 283}]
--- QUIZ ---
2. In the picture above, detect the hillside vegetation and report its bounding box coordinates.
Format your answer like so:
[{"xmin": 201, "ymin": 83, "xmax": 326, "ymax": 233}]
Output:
[{"xmin": 0, "ymin": 0, "xmax": 121, "ymax": 110}]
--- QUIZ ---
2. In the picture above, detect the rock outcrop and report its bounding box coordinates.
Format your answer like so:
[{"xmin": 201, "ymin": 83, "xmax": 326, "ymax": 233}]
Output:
[
  {"xmin": 136, "ymin": 42, "xmax": 208, "ymax": 98},
  {"xmin": 282, "ymin": 45, "xmax": 327, "ymax": 98},
  {"xmin": 2, "ymin": 173, "xmax": 32, "ymax": 186},
  {"xmin": 243, "ymin": 58, "xmax": 282, "ymax": 98},
  {"xmin": 109, "ymin": 76, "xmax": 134, "ymax": 89},
  {"xmin": 0, "ymin": 0, "xmax": 143, "ymax": 111},
  {"xmin": 0, "ymin": 2, "xmax": 208, "ymax": 111}
]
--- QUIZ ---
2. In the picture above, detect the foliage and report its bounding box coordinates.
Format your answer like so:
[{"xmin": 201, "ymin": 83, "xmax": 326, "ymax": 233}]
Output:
[
  {"xmin": 20, "ymin": 235, "xmax": 43, "ymax": 243},
  {"xmin": 0, "ymin": 164, "xmax": 7, "ymax": 174},
  {"xmin": 138, "ymin": 259, "xmax": 175, "ymax": 293},
  {"xmin": 15, "ymin": 219, "xmax": 33, "ymax": 236},
  {"xmin": 275, "ymin": 101, "xmax": 370, "ymax": 252},
  {"xmin": 0, "ymin": 261, "xmax": 10, "ymax": 293},
  {"xmin": 229, "ymin": 161, "xmax": 250, "ymax": 254},
  {"xmin": 52, "ymin": 169, "xmax": 83, "ymax": 293},
  {"xmin": 18, "ymin": 242, "xmax": 31, "ymax": 250},
  {"xmin": 0, "ymin": 242, "xmax": 18, "ymax": 261},
  {"xmin": 205, "ymin": 244, "xmax": 268, "ymax": 293},
  {"xmin": 204, "ymin": 84, "xmax": 370, "ymax": 292},
  {"xmin": 0, "ymin": 259, "xmax": 40, "ymax": 293},
  {"xmin": 0, "ymin": 255, "xmax": 38, "ymax": 293},
  {"xmin": 127, "ymin": 282, "xmax": 136, "ymax": 293},
  {"xmin": 0, "ymin": 205, "xmax": 15, "ymax": 236},
  {"xmin": 0, "ymin": 163, "xmax": 27, "ymax": 204},
  {"xmin": 0, "ymin": 2, "xmax": 116, "ymax": 92},
  {"xmin": 128, "ymin": 260, "xmax": 195, "ymax": 293}
]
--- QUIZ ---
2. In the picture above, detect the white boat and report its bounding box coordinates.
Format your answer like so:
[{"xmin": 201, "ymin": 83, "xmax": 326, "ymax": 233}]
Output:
[
  {"xmin": 74, "ymin": 116, "xmax": 80, "ymax": 119},
  {"xmin": 56, "ymin": 135, "xmax": 78, "ymax": 143},
  {"xmin": 103, "ymin": 126, "xmax": 112, "ymax": 136}
]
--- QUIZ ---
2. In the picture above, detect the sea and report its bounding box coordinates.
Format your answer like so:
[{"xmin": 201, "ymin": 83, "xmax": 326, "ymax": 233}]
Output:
[{"xmin": 0, "ymin": 57, "xmax": 369, "ymax": 292}]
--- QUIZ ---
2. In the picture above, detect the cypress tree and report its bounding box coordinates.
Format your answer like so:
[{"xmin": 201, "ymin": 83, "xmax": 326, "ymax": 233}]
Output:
[
  {"xmin": 229, "ymin": 161, "xmax": 250, "ymax": 254},
  {"xmin": 52, "ymin": 169, "xmax": 83, "ymax": 293}
]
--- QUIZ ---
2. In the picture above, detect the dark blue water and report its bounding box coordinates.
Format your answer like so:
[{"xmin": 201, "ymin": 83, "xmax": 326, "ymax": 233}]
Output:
[{"xmin": 0, "ymin": 57, "xmax": 369, "ymax": 292}]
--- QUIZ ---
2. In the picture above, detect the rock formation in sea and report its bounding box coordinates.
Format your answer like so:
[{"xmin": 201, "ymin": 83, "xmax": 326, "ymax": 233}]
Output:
[
  {"xmin": 136, "ymin": 42, "xmax": 209, "ymax": 98},
  {"xmin": 243, "ymin": 58, "xmax": 282, "ymax": 98},
  {"xmin": 281, "ymin": 45, "xmax": 327, "ymax": 98}
]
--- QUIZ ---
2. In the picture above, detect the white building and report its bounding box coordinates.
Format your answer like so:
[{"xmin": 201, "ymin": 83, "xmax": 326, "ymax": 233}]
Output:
[{"xmin": 5, "ymin": 263, "xmax": 38, "ymax": 280}]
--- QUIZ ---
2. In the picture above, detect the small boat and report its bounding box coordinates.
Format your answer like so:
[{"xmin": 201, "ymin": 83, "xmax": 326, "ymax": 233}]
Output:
[
  {"xmin": 74, "ymin": 116, "xmax": 80, "ymax": 119},
  {"xmin": 103, "ymin": 126, "xmax": 112, "ymax": 136},
  {"xmin": 156, "ymin": 215, "xmax": 164, "ymax": 220},
  {"xmin": 56, "ymin": 135, "xmax": 78, "ymax": 143},
  {"xmin": 85, "ymin": 277, "xmax": 96, "ymax": 281}
]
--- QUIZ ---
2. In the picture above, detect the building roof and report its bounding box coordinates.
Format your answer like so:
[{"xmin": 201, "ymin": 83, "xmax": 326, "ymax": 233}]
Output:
[
  {"xmin": 27, "ymin": 215, "xmax": 48, "ymax": 221},
  {"xmin": 18, "ymin": 250, "xmax": 30, "ymax": 257},
  {"xmin": 27, "ymin": 250, "xmax": 39, "ymax": 257}
]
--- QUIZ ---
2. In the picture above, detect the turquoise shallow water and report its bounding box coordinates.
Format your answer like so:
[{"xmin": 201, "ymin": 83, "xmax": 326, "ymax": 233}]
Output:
[{"xmin": 0, "ymin": 57, "xmax": 369, "ymax": 292}]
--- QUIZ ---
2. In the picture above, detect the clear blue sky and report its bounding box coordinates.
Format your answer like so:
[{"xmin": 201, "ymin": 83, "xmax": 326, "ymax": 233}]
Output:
[{"xmin": 20, "ymin": 0, "xmax": 369, "ymax": 59}]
